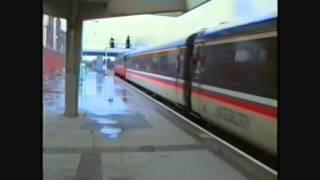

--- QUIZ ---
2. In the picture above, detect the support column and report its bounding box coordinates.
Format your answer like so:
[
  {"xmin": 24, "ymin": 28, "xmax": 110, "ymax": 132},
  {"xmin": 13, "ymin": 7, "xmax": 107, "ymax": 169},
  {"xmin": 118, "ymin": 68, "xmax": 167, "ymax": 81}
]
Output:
[{"xmin": 65, "ymin": 0, "xmax": 82, "ymax": 117}]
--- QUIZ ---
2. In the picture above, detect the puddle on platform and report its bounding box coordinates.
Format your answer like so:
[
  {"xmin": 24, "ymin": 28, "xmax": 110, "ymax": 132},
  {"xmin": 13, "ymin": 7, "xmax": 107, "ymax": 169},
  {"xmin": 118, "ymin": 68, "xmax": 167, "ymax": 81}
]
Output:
[
  {"xmin": 83, "ymin": 111, "xmax": 151, "ymax": 140},
  {"xmin": 96, "ymin": 118, "xmax": 118, "ymax": 125},
  {"xmin": 100, "ymin": 126, "xmax": 122, "ymax": 139}
]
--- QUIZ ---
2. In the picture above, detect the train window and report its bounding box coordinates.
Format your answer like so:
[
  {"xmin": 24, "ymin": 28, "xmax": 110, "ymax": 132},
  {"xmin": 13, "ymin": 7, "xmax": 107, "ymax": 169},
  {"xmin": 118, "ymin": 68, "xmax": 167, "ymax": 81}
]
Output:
[
  {"xmin": 258, "ymin": 49, "xmax": 268, "ymax": 62},
  {"xmin": 194, "ymin": 60, "xmax": 201, "ymax": 74},
  {"xmin": 235, "ymin": 50, "xmax": 251, "ymax": 62},
  {"xmin": 177, "ymin": 48, "xmax": 185, "ymax": 77},
  {"xmin": 129, "ymin": 57, "xmax": 136, "ymax": 69},
  {"xmin": 191, "ymin": 46, "xmax": 202, "ymax": 75},
  {"xmin": 139, "ymin": 58, "xmax": 147, "ymax": 71},
  {"xmin": 151, "ymin": 56, "xmax": 159, "ymax": 73},
  {"xmin": 159, "ymin": 55, "xmax": 169, "ymax": 74},
  {"xmin": 126, "ymin": 59, "xmax": 130, "ymax": 67},
  {"xmin": 177, "ymin": 54, "xmax": 182, "ymax": 73},
  {"xmin": 146, "ymin": 64, "xmax": 151, "ymax": 72},
  {"xmin": 167, "ymin": 55, "xmax": 177, "ymax": 77},
  {"xmin": 192, "ymin": 46, "xmax": 201, "ymax": 65},
  {"xmin": 201, "ymin": 39, "xmax": 276, "ymax": 99},
  {"xmin": 152, "ymin": 57, "xmax": 158, "ymax": 63},
  {"xmin": 146, "ymin": 56, "xmax": 153, "ymax": 72},
  {"xmin": 133, "ymin": 58, "xmax": 138, "ymax": 70},
  {"xmin": 129, "ymin": 59, "xmax": 133, "ymax": 69},
  {"xmin": 257, "ymin": 47, "xmax": 277, "ymax": 90},
  {"xmin": 201, "ymin": 44, "xmax": 254, "ymax": 92}
]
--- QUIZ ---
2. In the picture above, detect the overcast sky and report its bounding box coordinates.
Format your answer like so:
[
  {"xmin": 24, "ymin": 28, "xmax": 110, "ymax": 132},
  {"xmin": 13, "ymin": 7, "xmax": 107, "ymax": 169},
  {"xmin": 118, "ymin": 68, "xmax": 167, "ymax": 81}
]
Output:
[
  {"xmin": 43, "ymin": 0, "xmax": 277, "ymax": 50},
  {"xmin": 82, "ymin": 0, "xmax": 277, "ymax": 50}
]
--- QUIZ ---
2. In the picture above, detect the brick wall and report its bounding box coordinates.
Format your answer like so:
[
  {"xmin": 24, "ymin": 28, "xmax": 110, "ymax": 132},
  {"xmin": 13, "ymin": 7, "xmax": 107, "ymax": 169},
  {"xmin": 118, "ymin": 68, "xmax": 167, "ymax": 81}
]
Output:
[{"xmin": 43, "ymin": 48, "xmax": 65, "ymax": 79}]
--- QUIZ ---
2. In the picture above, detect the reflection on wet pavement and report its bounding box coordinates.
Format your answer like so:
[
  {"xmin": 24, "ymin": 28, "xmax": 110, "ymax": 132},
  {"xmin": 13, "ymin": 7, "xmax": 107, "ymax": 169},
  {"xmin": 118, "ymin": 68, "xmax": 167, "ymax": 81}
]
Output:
[
  {"xmin": 81, "ymin": 112, "xmax": 151, "ymax": 140},
  {"xmin": 43, "ymin": 71, "xmax": 153, "ymax": 140},
  {"xmin": 100, "ymin": 126, "xmax": 122, "ymax": 139},
  {"xmin": 80, "ymin": 72, "xmax": 150, "ymax": 140},
  {"xmin": 96, "ymin": 119, "xmax": 118, "ymax": 125},
  {"xmin": 43, "ymin": 74, "xmax": 65, "ymax": 112},
  {"xmin": 44, "ymin": 71, "xmax": 273, "ymax": 180}
]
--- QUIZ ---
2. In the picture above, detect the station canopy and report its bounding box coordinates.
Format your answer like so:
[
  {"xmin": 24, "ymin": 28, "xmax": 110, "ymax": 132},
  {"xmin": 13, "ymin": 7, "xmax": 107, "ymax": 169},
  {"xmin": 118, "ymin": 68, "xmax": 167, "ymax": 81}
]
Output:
[{"xmin": 44, "ymin": 0, "xmax": 209, "ymax": 20}]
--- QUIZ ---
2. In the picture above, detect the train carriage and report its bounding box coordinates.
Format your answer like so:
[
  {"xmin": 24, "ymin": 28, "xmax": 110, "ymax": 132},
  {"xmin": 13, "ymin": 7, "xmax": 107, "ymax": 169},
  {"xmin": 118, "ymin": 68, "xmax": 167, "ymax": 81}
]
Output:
[
  {"xmin": 116, "ymin": 17, "xmax": 277, "ymax": 156},
  {"xmin": 191, "ymin": 18, "xmax": 277, "ymax": 155},
  {"xmin": 125, "ymin": 40, "xmax": 187, "ymax": 106}
]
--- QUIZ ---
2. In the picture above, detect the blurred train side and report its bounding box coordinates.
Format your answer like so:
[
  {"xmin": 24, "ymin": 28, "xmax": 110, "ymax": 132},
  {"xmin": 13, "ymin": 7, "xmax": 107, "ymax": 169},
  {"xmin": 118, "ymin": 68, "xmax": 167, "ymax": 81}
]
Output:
[
  {"xmin": 114, "ymin": 55, "xmax": 127, "ymax": 78},
  {"xmin": 114, "ymin": 18, "xmax": 277, "ymax": 156}
]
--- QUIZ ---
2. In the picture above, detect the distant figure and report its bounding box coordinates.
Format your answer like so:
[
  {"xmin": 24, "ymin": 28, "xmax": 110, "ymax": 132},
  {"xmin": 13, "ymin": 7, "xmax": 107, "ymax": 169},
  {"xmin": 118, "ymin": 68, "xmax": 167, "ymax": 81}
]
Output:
[
  {"xmin": 126, "ymin": 36, "xmax": 131, "ymax": 48},
  {"xmin": 95, "ymin": 57, "xmax": 104, "ymax": 74},
  {"xmin": 80, "ymin": 63, "xmax": 85, "ymax": 86},
  {"xmin": 102, "ymin": 60, "xmax": 107, "ymax": 75},
  {"xmin": 107, "ymin": 58, "xmax": 113, "ymax": 70}
]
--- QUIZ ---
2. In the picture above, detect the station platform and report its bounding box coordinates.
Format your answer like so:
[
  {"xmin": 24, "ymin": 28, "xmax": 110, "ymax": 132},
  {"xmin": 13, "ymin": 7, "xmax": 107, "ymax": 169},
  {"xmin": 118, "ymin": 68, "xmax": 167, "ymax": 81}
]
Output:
[{"xmin": 43, "ymin": 71, "xmax": 276, "ymax": 180}]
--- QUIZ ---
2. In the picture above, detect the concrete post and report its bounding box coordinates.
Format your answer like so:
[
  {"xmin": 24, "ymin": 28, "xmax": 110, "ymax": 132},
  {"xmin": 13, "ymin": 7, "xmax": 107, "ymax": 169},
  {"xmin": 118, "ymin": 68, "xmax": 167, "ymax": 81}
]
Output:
[{"xmin": 64, "ymin": 0, "xmax": 83, "ymax": 117}]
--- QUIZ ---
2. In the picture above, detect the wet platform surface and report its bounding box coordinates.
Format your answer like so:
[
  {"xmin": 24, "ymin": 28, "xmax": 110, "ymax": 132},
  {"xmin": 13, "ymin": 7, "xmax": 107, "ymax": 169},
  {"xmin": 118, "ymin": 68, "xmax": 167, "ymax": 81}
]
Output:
[{"xmin": 43, "ymin": 71, "xmax": 276, "ymax": 180}]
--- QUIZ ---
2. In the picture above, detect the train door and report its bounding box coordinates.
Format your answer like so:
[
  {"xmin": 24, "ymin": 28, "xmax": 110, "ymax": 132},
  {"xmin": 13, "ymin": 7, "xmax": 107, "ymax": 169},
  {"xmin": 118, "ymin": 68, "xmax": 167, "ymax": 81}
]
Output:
[
  {"xmin": 175, "ymin": 47, "xmax": 183, "ymax": 105},
  {"xmin": 190, "ymin": 44, "xmax": 205, "ymax": 115}
]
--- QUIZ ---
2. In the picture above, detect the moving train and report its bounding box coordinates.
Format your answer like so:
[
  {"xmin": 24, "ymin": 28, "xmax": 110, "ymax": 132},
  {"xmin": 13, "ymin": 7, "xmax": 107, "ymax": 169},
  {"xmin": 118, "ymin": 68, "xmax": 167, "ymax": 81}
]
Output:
[{"xmin": 114, "ymin": 18, "xmax": 277, "ymax": 156}]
